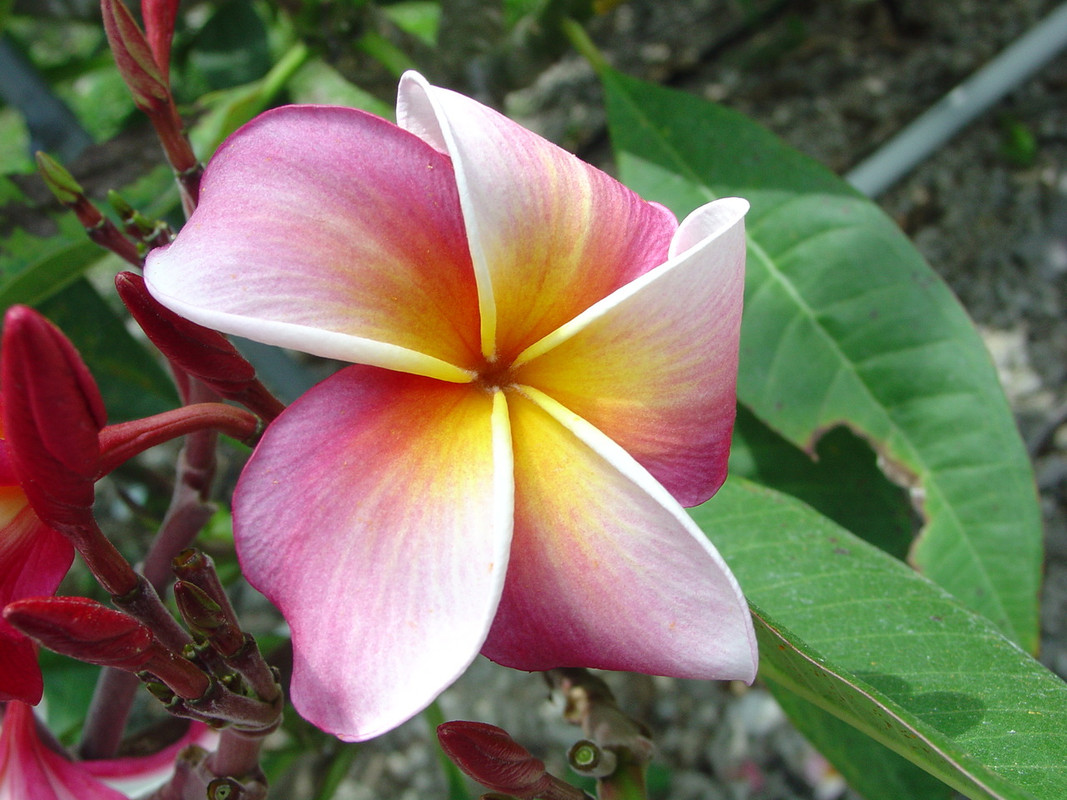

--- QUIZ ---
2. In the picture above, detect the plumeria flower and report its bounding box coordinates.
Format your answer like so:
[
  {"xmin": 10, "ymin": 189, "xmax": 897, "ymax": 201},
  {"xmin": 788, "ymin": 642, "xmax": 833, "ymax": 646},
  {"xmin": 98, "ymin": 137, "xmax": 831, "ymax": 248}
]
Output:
[
  {"xmin": 0, "ymin": 700, "xmax": 213, "ymax": 799},
  {"xmin": 0, "ymin": 417, "xmax": 73, "ymax": 706},
  {"xmin": 145, "ymin": 71, "xmax": 758, "ymax": 741}
]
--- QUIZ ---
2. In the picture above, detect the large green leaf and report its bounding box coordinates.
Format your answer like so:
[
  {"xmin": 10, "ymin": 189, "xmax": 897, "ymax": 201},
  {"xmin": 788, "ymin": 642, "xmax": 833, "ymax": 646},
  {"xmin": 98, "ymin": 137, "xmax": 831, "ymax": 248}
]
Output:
[
  {"xmin": 601, "ymin": 68, "xmax": 1041, "ymax": 654},
  {"xmin": 768, "ymin": 681, "xmax": 954, "ymax": 800},
  {"xmin": 693, "ymin": 480, "xmax": 1067, "ymax": 800},
  {"xmin": 730, "ymin": 407, "xmax": 915, "ymax": 560}
]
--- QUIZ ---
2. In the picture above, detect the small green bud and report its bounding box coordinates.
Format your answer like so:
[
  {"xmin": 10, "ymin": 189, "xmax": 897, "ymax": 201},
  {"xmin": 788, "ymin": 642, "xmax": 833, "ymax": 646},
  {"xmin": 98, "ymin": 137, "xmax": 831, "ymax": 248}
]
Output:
[
  {"xmin": 35, "ymin": 152, "xmax": 84, "ymax": 206},
  {"xmin": 567, "ymin": 739, "xmax": 617, "ymax": 777}
]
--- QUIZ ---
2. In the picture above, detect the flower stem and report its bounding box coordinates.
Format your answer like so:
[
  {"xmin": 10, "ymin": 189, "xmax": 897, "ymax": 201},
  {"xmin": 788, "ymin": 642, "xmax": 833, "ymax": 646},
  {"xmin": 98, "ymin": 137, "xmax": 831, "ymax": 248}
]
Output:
[
  {"xmin": 547, "ymin": 669, "xmax": 653, "ymax": 800},
  {"xmin": 97, "ymin": 402, "xmax": 260, "ymax": 477},
  {"xmin": 78, "ymin": 670, "xmax": 140, "ymax": 759},
  {"xmin": 81, "ymin": 384, "xmax": 233, "ymax": 757},
  {"xmin": 560, "ymin": 17, "xmax": 611, "ymax": 75}
]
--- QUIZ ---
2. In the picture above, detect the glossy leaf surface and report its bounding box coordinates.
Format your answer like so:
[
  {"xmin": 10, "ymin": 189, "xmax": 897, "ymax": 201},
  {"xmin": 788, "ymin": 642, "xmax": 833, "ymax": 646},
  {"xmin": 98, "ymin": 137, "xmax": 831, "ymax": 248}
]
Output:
[
  {"xmin": 694, "ymin": 480, "xmax": 1066, "ymax": 800},
  {"xmin": 602, "ymin": 68, "xmax": 1041, "ymax": 655}
]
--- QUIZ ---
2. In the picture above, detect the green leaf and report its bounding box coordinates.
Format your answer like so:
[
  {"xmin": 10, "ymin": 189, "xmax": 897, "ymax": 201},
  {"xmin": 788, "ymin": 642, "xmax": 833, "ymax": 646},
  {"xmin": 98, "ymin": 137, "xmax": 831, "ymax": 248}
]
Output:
[
  {"xmin": 189, "ymin": 42, "xmax": 312, "ymax": 159},
  {"xmin": 185, "ymin": 0, "xmax": 272, "ymax": 91},
  {"xmin": 730, "ymin": 406, "xmax": 915, "ymax": 560},
  {"xmin": 286, "ymin": 59, "xmax": 395, "ymax": 120},
  {"xmin": 36, "ymin": 278, "xmax": 177, "ymax": 422},
  {"xmin": 40, "ymin": 650, "xmax": 98, "ymax": 744},
  {"xmin": 356, "ymin": 30, "xmax": 419, "ymax": 77},
  {"xmin": 692, "ymin": 480, "xmax": 1067, "ymax": 800},
  {"xmin": 601, "ymin": 68, "xmax": 1041, "ymax": 652},
  {"xmin": 0, "ymin": 176, "xmax": 106, "ymax": 308},
  {"xmin": 380, "ymin": 1, "xmax": 442, "ymax": 47},
  {"xmin": 767, "ymin": 677, "xmax": 955, "ymax": 800}
]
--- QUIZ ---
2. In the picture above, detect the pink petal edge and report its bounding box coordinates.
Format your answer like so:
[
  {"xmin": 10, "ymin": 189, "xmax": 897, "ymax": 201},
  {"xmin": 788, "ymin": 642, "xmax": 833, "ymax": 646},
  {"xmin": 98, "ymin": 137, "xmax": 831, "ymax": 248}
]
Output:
[
  {"xmin": 145, "ymin": 104, "xmax": 481, "ymax": 381},
  {"xmin": 234, "ymin": 367, "xmax": 514, "ymax": 740},
  {"xmin": 483, "ymin": 387, "xmax": 757, "ymax": 682}
]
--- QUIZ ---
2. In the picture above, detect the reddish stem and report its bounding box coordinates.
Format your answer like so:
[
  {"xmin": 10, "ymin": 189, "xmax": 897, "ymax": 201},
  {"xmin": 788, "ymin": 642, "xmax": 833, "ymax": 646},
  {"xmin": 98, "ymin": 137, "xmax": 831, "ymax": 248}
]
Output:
[{"xmin": 97, "ymin": 403, "xmax": 260, "ymax": 477}]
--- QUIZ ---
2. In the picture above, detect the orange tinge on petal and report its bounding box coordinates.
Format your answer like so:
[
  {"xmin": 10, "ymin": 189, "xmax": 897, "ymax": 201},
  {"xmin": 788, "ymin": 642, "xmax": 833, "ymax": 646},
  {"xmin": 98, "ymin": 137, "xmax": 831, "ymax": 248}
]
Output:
[
  {"xmin": 513, "ymin": 198, "xmax": 748, "ymax": 506},
  {"xmin": 233, "ymin": 368, "xmax": 513, "ymax": 741},
  {"xmin": 396, "ymin": 72, "xmax": 679, "ymax": 364}
]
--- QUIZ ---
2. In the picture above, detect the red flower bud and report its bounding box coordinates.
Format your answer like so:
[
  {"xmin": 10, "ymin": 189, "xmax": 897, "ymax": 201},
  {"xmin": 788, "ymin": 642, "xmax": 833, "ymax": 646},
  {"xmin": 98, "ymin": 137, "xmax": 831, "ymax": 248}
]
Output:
[
  {"xmin": 116, "ymin": 271, "xmax": 255, "ymax": 390},
  {"xmin": 142, "ymin": 0, "xmax": 181, "ymax": 85},
  {"xmin": 101, "ymin": 0, "xmax": 200, "ymax": 202},
  {"xmin": 1, "ymin": 306, "xmax": 106, "ymax": 532},
  {"xmin": 3, "ymin": 596, "xmax": 154, "ymax": 670},
  {"xmin": 100, "ymin": 0, "xmax": 169, "ymax": 113},
  {"xmin": 437, "ymin": 722, "xmax": 557, "ymax": 799},
  {"xmin": 5, "ymin": 596, "xmax": 211, "ymax": 700},
  {"xmin": 116, "ymin": 272, "xmax": 285, "ymax": 421}
]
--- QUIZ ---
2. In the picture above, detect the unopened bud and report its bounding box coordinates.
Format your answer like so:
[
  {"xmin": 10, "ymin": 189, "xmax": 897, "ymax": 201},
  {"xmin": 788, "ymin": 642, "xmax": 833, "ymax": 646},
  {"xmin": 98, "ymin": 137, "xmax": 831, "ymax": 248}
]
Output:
[
  {"xmin": 175, "ymin": 580, "xmax": 245, "ymax": 657},
  {"xmin": 100, "ymin": 0, "xmax": 169, "ymax": 112},
  {"xmin": 4, "ymin": 596, "xmax": 154, "ymax": 669},
  {"xmin": 35, "ymin": 153, "xmax": 142, "ymax": 266},
  {"xmin": 116, "ymin": 272, "xmax": 285, "ymax": 420},
  {"xmin": 100, "ymin": 0, "xmax": 199, "ymax": 192},
  {"xmin": 116, "ymin": 271, "xmax": 254, "ymax": 391},
  {"xmin": 108, "ymin": 192, "xmax": 173, "ymax": 250},
  {"xmin": 142, "ymin": 0, "xmax": 181, "ymax": 85},
  {"xmin": 35, "ymin": 151, "xmax": 84, "ymax": 206},
  {"xmin": 6, "ymin": 594, "xmax": 211, "ymax": 700},
  {"xmin": 437, "ymin": 722, "xmax": 558, "ymax": 799},
  {"xmin": 1, "ymin": 306, "xmax": 105, "ymax": 531}
]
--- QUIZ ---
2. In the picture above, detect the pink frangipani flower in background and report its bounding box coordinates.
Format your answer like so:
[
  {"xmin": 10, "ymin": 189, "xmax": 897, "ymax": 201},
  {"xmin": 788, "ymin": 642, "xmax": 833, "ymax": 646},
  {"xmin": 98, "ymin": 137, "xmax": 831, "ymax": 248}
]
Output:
[
  {"xmin": 0, "ymin": 700, "xmax": 211, "ymax": 799},
  {"xmin": 144, "ymin": 71, "xmax": 757, "ymax": 741}
]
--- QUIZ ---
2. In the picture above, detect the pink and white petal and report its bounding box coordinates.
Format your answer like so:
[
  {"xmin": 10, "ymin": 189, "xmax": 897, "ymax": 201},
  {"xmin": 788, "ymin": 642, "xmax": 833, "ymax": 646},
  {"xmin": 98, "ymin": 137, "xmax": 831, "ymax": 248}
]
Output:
[
  {"xmin": 482, "ymin": 388, "xmax": 757, "ymax": 682},
  {"xmin": 234, "ymin": 367, "xmax": 513, "ymax": 741},
  {"xmin": 0, "ymin": 702, "xmax": 127, "ymax": 800},
  {"xmin": 145, "ymin": 105, "xmax": 481, "ymax": 380},
  {"xmin": 512, "ymin": 198, "xmax": 748, "ymax": 507},
  {"xmin": 0, "ymin": 495, "xmax": 74, "ymax": 606},
  {"xmin": 84, "ymin": 723, "xmax": 218, "ymax": 796},
  {"xmin": 397, "ymin": 72, "xmax": 678, "ymax": 362}
]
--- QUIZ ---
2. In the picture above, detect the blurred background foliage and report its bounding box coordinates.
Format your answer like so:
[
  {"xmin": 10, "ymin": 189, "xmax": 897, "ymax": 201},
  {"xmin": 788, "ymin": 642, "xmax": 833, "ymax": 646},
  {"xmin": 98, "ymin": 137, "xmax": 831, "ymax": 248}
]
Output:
[{"xmin": 0, "ymin": 0, "xmax": 614, "ymax": 178}]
